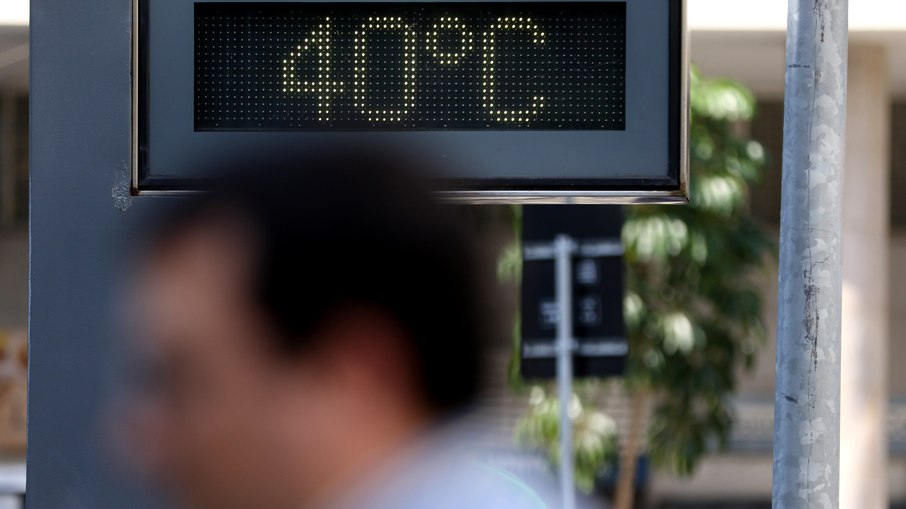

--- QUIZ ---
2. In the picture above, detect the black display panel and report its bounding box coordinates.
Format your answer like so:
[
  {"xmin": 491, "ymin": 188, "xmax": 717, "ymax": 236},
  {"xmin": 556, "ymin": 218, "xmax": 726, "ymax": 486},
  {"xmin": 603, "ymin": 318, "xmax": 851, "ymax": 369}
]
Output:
[{"xmin": 195, "ymin": 3, "xmax": 626, "ymax": 130}]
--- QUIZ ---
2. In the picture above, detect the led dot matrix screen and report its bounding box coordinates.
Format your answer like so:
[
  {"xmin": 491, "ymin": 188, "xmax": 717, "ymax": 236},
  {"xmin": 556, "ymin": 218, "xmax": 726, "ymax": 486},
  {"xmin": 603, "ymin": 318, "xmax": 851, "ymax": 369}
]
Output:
[{"xmin": 195, "ymin": 3, "xmax": 626, "ymax": 130}]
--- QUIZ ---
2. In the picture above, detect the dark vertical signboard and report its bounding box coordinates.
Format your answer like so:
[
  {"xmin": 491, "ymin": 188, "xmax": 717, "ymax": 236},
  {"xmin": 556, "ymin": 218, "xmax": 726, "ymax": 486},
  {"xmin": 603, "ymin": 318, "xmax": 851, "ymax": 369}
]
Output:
[{"xmin": 520, "ymin": 206, "xmax": 627, "ymax": 379}]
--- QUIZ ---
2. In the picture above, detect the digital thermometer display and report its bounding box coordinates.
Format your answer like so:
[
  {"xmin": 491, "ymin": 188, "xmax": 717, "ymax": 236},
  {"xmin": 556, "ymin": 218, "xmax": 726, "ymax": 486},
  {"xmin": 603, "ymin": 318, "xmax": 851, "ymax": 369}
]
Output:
[{"xmin": 194, "ymin": 3, "xmax": 626, "ymax": 130}]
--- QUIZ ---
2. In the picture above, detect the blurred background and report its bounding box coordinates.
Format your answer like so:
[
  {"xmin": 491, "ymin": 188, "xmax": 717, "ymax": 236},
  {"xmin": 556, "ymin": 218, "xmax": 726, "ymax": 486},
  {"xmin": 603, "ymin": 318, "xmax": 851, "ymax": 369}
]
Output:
[
  {"xmin": 5, "ymin": 0, "xmax": 906, "ymax": 507},
  {"xmin": 0, "ymin": 2, "xmax": 29, "ymax": 508}
]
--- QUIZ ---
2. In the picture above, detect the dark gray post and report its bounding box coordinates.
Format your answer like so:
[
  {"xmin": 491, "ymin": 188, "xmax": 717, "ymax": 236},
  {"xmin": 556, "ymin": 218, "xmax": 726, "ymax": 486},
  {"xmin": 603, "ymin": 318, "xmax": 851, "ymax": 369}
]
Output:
[
  {"xmin": 29, "ymin": 0, "xmax": 160, "ymax": 507},
  {"xmin": 772, "ymin": 0, "xmax": 848, "ymax": 507}
]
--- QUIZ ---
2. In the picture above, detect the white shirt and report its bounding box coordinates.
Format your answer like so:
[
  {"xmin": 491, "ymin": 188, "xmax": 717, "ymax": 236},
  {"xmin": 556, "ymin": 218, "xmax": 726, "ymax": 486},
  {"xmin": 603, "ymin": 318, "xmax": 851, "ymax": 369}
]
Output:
[{"xmin": 326, "ymin": 421, "xmax": 552, "ymax": 509}]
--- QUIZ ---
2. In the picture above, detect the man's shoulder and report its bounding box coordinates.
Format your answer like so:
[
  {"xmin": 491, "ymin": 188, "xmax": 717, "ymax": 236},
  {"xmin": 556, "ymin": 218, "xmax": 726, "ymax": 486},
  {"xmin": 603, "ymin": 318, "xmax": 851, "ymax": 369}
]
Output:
[
  {"xmin": 396, "ymin": 453, "xmax": 552, "ymax": 509},
  {"xmin": 462, "ymin": 461, "xmax": 551, "ymax": 509}
]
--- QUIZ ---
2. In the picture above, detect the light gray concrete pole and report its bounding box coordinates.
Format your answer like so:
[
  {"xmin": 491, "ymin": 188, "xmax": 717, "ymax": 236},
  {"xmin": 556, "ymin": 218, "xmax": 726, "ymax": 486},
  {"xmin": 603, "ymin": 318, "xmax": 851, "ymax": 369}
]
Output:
[
  {"xmin": 555, "ymin": 235, "xmax": 576, "ymax": 509},
  {"xmin": 772, "ymin": 0, "xmax": 848, "ymax": 507}
]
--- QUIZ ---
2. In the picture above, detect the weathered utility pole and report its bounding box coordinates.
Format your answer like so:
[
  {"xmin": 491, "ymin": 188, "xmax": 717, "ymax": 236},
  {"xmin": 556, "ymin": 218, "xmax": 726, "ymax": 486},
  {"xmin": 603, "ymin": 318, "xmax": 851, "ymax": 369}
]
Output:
[{"xmin": 773, "ymin": 0, "xmax": 848, "ymax": 507}]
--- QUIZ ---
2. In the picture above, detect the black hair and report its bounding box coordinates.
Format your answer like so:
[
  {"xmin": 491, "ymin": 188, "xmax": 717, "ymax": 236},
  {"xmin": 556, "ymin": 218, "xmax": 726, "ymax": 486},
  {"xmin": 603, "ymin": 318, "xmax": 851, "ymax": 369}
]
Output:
[{"xmin": 147, "ymin": 144, "xmax": 484, "ymax": 414}]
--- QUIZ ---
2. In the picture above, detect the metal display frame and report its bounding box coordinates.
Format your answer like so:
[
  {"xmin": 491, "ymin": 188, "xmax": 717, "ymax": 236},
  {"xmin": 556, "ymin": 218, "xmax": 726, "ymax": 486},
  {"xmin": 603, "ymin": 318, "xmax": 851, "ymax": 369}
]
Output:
[{"xmin": 131, "ymin": 0, "xmax": 689, "ymax": 203}]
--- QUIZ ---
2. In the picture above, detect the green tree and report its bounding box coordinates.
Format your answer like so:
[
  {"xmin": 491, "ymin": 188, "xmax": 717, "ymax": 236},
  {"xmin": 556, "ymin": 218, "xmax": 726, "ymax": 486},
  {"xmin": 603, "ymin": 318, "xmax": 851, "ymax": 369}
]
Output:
[
  {"xmin": 510, "ymin": 68, "xmax": 774, "ymax": 507},
  {"xmin": 514, "ymin": 385, "xmax": 620, "ymax": 494}
]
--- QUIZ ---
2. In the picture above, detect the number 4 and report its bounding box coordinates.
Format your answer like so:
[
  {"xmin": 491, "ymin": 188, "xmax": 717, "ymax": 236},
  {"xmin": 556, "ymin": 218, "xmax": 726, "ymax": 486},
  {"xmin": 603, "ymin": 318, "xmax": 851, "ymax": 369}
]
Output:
[{"xmin": 283, "ymin": 17, "xmax": 344, "ymax": 122}]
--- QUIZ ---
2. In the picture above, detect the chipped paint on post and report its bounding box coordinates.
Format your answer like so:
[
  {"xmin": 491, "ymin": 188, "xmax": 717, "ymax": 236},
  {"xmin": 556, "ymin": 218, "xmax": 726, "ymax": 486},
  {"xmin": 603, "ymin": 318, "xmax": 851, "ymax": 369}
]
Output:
[
  {"xmin": 112, "ymin": 161, "xmax": 133, "ymax": 211},
  {"xmin": 772, "ymin": 0, "xmax": 847, "ymax": 508}
]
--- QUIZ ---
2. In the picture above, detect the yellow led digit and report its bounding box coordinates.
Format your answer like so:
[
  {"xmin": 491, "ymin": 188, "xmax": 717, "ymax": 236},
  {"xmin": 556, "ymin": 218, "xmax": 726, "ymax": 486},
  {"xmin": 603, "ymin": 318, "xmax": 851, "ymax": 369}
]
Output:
[
  {"xmin": 354, "ymin": 16, "xmax": 417, "ymax": 123},
  {"xmin": 482, "ymin": 17, "xmax": 546, "ymax": 124},
  {"xmin": 426, "ymin": 16, "xmax": 474, "ymax": 66},
  {"xmin": 283, "ymin": 17, "xmax": 344, "ymax": 122}
]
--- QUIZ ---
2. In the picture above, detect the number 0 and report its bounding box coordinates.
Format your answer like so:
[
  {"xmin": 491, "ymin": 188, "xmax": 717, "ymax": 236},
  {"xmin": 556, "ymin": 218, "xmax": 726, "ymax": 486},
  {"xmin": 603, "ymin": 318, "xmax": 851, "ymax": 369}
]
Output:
[{"xmin": 354, "ymin": 17, "xmax": 417, "ymax": 123}]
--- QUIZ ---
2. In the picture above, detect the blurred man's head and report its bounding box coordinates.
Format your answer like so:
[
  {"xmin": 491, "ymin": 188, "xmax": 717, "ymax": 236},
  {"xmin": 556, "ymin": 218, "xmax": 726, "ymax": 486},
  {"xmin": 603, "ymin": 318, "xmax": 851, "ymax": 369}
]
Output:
[{"xmin": 120, "ymin": 147, "xmax": 484, "ymax": 509}]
